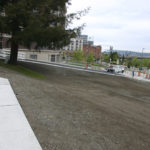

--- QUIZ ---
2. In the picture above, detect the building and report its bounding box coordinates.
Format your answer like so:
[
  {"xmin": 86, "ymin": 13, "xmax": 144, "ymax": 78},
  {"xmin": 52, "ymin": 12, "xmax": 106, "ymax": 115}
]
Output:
[
  {"xmin": 21, "ymin": 50, "xmax": 62, "ymax": 62},
  {"xmin": 87, "ymin": 41, "xmax": 94, "ymax": 46},
  {"xmin": 0, "ymin": 35, "xmax": 62, "ymax": 63},
  {"xmin": 79, "ymin": 35, "xmax": 94, "ymax": 46},
  {"xmin": 63, "ymin": 37, "xmax": 83, "ymax": 51},
  {"xmin": 0, "ymin": 48, "xmax": 62, "ymax": 63},
  {"xmin": 83, "ymin": 45, "xmax": 102, "ymax": 60},
  {"xmin": 63, "ymin": 34, "xmax": 95, "ymax": 51},
  {"xmin": 79, "ymin": 35, "xmax": 88, "ymax": 45}
]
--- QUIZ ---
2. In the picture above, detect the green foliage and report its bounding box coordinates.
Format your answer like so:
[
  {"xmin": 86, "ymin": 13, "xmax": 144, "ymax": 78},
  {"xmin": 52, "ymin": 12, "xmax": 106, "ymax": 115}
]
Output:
[
  {"xmin": 142, "ymin": 59, "xmax": 150, "ymax": 68},
  {"xmin": 73, "ymin": 50, "xmax": 84, "ymax": 62},
  {"xmin": 102, "ymin": 53, "xmax": 109, "ymax": 63},
  {"xmin": 126, "ymin": 57, "xmax": 140, "ymax": 68},
  {"xmin": 102, "ymin": 52, "xmax": 119, "ymax": 63},
  {"xmin": 0, "ymin": 0, "xmax": 81, "ymax": 48},
  {"xmin": 131, "ymin": 57, "xmax": 140, "ymax": 67},
  {"xmin": 62, "ymin": 52, "xmax": 65, "ymax": 60},
  {"xmin": 126, "ymin": 57, "xmax": 150, "ymax": 69},
  {"xmin": 126, "ymin": 60, "xmax": 132, "ymax": 68},
  {"xmin": 120, "ymin": 54, "xmax": 125, "ymax": 64},
  {"xmin": 110, "ymin": 52, "xmax": 119, "ymax": 61},
  {"xmin": 0, "ymin": 0, "xmax": 87, "ymax": 63},
  {"xmin": 87, "ymin": 52, "xmax": 94, "ymax": 64}
]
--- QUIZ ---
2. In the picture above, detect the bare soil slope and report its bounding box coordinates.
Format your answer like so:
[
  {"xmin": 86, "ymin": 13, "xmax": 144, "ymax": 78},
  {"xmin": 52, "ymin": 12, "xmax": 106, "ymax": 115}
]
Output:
[{"xmin": 0, "ymin": 62, "xmax": 150, "ymax": 150}]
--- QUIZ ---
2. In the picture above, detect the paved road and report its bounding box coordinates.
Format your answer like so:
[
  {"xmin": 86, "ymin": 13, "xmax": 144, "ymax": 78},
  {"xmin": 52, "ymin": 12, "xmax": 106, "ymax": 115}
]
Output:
[
  {"xmin": 19, "ymin": 59, "xmax": 123, "ymax": 77},
  {"xmin": 1, "ymin": 61, "xmax": 150, "ymax": 150}
]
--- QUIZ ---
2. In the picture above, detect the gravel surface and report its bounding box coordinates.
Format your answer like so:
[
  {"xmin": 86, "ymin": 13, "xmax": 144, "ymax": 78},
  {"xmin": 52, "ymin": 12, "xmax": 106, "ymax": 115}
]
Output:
[{"xmin": 0, "ymin": 62, "xmax": 150, "ymax": 150}]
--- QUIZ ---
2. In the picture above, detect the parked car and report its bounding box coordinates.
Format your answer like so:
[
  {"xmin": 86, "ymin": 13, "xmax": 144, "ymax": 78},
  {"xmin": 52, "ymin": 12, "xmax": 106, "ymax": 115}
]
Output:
[
  {"xmin": 106, "ymin": 65, "xmax": 115, "ymax": 73},
  {"xmin": 106, "ymin": 65, "xmax": 124, "ymax": 73}
]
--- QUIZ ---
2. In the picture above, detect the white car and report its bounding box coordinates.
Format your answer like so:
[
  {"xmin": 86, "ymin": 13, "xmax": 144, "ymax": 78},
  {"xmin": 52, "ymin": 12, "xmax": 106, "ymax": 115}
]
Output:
[{"xmin": 107, "ymin": 65, "xmax": 124, "ymax": 73}]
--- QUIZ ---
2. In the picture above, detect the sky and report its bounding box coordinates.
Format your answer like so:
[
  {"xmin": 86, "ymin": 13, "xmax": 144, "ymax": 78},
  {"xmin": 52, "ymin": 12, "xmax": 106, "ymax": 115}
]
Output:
[{"xmin": 67, "ymin": 0, "xmax": 150, "ymax": 52}]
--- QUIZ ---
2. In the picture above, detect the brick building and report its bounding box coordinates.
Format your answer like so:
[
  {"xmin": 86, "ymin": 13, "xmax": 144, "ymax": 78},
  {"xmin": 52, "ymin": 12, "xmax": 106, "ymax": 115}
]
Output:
[{"xmin": 83, "ymin": 45, "xmax": 102, "ymax": 60}]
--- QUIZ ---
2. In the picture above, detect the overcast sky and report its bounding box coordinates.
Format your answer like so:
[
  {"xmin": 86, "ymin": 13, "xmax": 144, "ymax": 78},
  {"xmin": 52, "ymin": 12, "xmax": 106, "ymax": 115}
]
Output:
[{"xmin": 68, "ymin": 0, "xmax": 150, "ymax": 52}]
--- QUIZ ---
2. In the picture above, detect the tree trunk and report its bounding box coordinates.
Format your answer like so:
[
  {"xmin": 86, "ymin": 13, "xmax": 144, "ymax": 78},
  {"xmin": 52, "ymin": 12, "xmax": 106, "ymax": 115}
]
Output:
[{"xmin": 9, "ymin": 40, "xmax": 18, "ymax": 65}]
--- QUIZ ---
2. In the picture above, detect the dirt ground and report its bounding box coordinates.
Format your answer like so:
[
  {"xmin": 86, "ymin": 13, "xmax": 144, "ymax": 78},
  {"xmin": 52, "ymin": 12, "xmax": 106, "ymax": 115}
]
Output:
[{"xmin": 0, "ymin": 62, "xmax": 150, "ymax": 150}]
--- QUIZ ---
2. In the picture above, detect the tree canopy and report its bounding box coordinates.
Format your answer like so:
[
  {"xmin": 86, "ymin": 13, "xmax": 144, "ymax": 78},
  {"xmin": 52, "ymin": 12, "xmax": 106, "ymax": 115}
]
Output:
[
  {"xmin": 126, "ymin": 57, "xmax": 150, "ymax": 69},
  {"xmin": 110, "ymin": 52, "xmax": 119, "ymax": 62},
  {"xmin": 72, "ymin": 50, "xmax": 84, "ymax": 62},
  {"xmin": 87, "ymin": 52, "xmax": 94, "ymax": 64},
  {"xmin": 102, "ymin": 52, "xmax": 119, "ymax": 63},
  {"xmin": 0, "ymin": 0, "xmax": 85, "ymax": 64}
]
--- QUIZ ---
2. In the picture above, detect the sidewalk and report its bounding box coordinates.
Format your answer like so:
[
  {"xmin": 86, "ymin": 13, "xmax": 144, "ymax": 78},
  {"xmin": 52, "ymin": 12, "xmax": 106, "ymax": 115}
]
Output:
[{"xmin": 0, "ymin": 78, "xmax": 42, "ymax": 150}]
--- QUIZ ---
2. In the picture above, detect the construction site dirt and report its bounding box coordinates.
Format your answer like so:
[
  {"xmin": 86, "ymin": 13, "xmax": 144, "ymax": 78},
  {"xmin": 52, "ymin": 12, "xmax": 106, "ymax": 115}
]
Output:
[{"xmin": 0, "ymin": 62, "xmax": 150, "ymax": 150}]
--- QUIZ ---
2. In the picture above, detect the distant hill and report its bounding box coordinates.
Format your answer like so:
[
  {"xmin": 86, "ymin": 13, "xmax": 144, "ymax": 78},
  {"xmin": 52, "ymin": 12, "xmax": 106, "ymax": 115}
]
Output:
[{"xmin": 103, "ymin": 50, "xmax": 150, "ymax": 58}]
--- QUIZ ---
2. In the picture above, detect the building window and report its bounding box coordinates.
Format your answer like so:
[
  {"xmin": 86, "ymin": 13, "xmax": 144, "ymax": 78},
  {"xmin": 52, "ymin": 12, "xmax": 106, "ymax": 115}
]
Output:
[
  {"xmin": 30, "ymin": 54, "xmax": 37, "ymax": 60},
  {"xmin": 71, "ymin": 46, "xmax": 74, "ymax": 50},
  {"xmin": 51, "ymin": 55, "xmax": 55, "ymax": 62}
]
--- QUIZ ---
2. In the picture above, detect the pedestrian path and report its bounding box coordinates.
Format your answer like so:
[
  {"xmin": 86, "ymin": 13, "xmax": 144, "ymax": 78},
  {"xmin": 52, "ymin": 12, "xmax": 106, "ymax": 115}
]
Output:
[{"xmin": 0, "ymin": 77, "xmax": 42, "ymax": 150}]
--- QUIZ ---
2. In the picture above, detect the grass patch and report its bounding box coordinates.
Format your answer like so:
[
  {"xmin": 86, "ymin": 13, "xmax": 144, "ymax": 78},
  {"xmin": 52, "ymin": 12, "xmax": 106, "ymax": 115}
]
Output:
[
  {"xmin": 92, "ymin": 64, "xmax": 100, "ymax": 66},
  {"xmin": 0, "ymin": 61, "xmax": 45, "ymax": 79},
  {"xmin": 68, "ymin": 60, "xmax": 107, "ymax": 68},
  {"xmin": 68, "ymin": 60, "xmax": 87, "ymax": 66},
  {"xmin": 92, "ymin": 64, "xmax": 107, "ymax": 68}
]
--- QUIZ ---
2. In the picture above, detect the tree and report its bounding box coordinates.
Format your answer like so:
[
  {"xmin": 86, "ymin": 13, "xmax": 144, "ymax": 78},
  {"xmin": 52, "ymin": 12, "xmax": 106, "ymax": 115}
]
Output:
[
  {"xmin": 62, "ymin": 51, "xmax": 66, "ymax": 60},
  {"xmin": 143, "ymin": 59, "xmax": 150, "ymax": 68},
  {"xmin": 109, "ymin": 46, "xmax": 113, "ymax": 61},
  {"xmin": 126, "ymin": 60, "xmax": 132, "ymax": 68},
  {"xmin": 121, "ymin": 54, "xmax": 125, "ymax": 64},
  {"xmin": 109, "ymin": 52, "xmax": 119, "ymax": 63},
  {"xmin": 131, "ymin": 57, "xmax": 140, "ymax": 68},
  {"xmin": 87, "ymin": 52, "xmax": 94, "ymax": 64},
  {"xmin": 73, "ymin": 50, "xmax": 84, "ymax": 62},
  {"xmin": 126, "ymin": 57, "xmax": 141, "ymax": 68},
  {"xmin": 102, "ymin": 53, "xmax": 109, "ymax": 63},
  {"xmin": 0, "ymin": 0, "xmax": 86, "ymax": 64}
]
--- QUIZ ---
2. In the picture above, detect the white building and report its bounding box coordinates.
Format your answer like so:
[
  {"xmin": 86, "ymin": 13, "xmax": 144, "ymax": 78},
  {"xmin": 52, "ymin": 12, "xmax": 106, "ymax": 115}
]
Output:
[
  {"xmin": 78, "ymin": 35, "xmax": 94, "ymax": 46},
  {"xmin": 64, "ymin": 37, "xmax": 83, "ymax": 51},
  {"xmin": 20, "ymin": 50, "xmax": 62, "ymax": 63},
  {"xmin": 0, "ymin": 49, "xmax": 62, "ymax": 63},
  {"xmin": 79, "ymin": 35, "xmax": 88, "ymax": 45}
]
